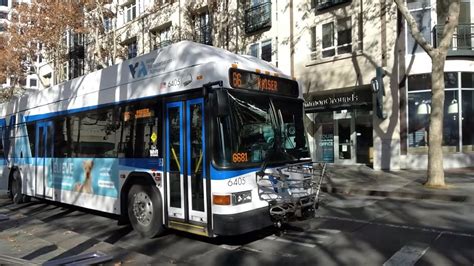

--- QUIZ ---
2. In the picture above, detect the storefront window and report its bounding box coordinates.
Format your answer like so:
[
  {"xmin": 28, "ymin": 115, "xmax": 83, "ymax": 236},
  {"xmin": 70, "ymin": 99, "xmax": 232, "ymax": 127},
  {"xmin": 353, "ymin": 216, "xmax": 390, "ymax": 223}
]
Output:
[
  {"xmin": 443, "ymin": 90, "xmax": 459, "ymax": 152},
  {"xmin": 462, "ymin": 72, "xmax": 474, "ymax": 88},
  {"xmin": 462, "ymin": 90, "xmax": 474, "ymax": 152},
  {"xmin": 408, "ymin": 92, "xmax": 430, "ymax": 153},
  {"xmin": 312, "ymin": 112, "xmax": 334, "ymax": 162},
  {"xmin": 407, "ymin": 88, "xmax": 460, "ymax": 153}
]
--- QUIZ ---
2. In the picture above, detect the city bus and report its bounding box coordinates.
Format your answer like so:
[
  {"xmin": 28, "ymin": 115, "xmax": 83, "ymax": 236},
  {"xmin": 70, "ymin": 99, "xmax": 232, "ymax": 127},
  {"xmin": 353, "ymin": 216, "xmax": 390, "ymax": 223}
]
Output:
[{"xmin": 0, "ymin": 41, "xmax": 316, "ymax": 238}]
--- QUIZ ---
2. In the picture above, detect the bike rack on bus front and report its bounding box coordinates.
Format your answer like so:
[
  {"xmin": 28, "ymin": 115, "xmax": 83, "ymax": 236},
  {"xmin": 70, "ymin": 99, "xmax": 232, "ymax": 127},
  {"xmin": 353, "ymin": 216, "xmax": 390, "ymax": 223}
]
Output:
[{"xmin": 256, "ymin": 162, "xmax": 327, "ymax": 226}]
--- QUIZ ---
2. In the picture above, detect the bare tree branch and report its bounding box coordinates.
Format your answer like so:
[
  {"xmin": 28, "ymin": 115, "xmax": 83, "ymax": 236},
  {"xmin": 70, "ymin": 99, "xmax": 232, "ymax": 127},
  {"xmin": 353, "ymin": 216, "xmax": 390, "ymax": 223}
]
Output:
[{"xmin": 393, "ymin": 0, "xmax": 435, "ymax": 57}]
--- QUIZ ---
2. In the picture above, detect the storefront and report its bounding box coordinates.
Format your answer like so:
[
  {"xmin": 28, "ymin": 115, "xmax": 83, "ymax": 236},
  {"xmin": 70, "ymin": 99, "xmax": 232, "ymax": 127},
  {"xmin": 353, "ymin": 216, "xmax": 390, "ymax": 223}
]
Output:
[
  {"xmin": 304, "ymin": 86, "xmax": 374, "ymax": 166},
  {"xmin": 403, "ymin": 71, "xmax": 474, "ymax": 169}
]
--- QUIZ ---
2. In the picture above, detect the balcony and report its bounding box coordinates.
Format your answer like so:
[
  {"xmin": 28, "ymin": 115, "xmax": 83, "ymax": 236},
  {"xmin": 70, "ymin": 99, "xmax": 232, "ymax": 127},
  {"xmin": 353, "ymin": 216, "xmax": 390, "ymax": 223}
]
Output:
[
  {"xmin": 244, "ymin": 2, "xmax": 271, "ymax": 34},
  {"xmin": 314, "ymin": 0, "xmax": 351, "ymax": 11},
  {"xmin": 434, "ymin": 24, "xmax": 474, "ymax": 57},
  {"xmin": 154, "ymin": 40, "xmax": 172, "ymax": 50},
  {"xmin": 195, "ymin": 25, "xmax": 212, "ymax": 45}
]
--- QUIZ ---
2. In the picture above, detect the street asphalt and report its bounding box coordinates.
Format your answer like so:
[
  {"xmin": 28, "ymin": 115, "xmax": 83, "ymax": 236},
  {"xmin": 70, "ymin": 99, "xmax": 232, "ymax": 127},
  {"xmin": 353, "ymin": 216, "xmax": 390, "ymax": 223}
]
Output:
[{"xmin": 0, "ymin": 165, "xmax": 473, "ymax": 265}]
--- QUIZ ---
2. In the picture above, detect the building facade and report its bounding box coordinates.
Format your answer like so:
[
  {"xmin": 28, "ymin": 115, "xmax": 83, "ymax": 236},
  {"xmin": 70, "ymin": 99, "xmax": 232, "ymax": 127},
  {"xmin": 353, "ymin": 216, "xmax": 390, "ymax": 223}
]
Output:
[
  {"xmin": 17, "ymin": 0, "xmax": 474, "ymax": 170},
  {"xmin": 295, "ymin": 0, "xmax": 474, "ymax": 170},
  {"xmin": 1, "ymin": 0, "xmax": 40, "ymax": 90}
]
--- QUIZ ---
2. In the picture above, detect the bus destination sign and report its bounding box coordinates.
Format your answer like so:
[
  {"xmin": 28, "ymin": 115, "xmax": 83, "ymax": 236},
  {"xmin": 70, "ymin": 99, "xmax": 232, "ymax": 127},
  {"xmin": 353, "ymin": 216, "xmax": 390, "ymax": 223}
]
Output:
[{"xmin": 229, "ymin": 68, "xmax": 299, "ymax": 97}]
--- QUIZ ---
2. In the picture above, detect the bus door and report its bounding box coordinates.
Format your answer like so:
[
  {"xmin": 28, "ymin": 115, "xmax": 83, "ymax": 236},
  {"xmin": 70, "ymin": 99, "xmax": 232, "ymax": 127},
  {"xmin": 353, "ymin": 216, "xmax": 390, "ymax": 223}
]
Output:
[
  {"xmin": 165, "ymin": 98, "xmax": 208, "ymax": 230},
  {"xmin": 35, "ymin": 121, "xmax": 53, "ymax": 198}
]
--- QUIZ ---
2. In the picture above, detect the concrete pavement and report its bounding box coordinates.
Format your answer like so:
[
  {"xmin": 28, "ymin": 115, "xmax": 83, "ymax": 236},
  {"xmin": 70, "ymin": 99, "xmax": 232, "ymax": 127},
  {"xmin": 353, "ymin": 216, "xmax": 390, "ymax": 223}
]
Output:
[
  {"xmin": 0, "ymin": 205, "xmax": 158, "ymax": 265},
  {"xmin": 1, "ymin": 165, "xmax": 473, "ymax": 264},
  {"xmin": 322, "ymin": 165, "xmax": 474, "ymax": 203}
]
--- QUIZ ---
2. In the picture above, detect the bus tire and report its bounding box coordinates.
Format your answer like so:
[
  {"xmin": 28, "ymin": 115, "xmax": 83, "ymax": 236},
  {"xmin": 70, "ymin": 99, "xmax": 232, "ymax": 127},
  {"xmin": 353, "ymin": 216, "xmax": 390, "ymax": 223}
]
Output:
[
  {"xmin": 10, "ymin": 170, "xmax": 24, "ymax": 204},
  {"xmin": 127, "ymin": 184, "xmax": 165, "ymax": 238}
]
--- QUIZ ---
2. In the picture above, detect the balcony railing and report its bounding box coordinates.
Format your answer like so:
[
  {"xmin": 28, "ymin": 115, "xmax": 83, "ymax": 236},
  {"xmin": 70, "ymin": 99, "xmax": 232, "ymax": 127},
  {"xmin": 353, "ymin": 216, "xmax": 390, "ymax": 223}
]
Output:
[
  {"xmin": 315, "ymin": 0, "xmax": 351, "ymax": 11},
  {"xmin": 195, "ymin": 24, "xmax": 212, "ymax": 45},
  {"xmin": 244, "ymin": 2, "xmax": 271, "ymax": 34},
  {"xmin": 434, "ymin": 24, "xmax": 474, "ymax": 56},
  {"xmin": 154, "ymin": 40, "xmax": 172, "ymax": 50}
]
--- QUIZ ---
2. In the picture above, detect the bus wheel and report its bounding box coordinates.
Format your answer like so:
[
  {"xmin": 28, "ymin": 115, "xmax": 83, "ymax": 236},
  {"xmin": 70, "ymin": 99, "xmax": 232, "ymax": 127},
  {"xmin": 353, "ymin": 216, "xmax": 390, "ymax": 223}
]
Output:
[
  {"xmin": 127, "ymin": 184, "xmax": 165, "ymax": 238},
  {"xmin": 10, "ymin": 171, "xmax": 24, "ymax": 204}
]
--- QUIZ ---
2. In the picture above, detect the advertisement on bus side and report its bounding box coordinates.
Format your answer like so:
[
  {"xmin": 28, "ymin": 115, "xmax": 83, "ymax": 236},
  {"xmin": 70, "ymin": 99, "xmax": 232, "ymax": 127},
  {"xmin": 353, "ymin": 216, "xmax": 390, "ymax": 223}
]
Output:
[{"xmin": 49, "ymin": 158, "xmax": 119, "ymax": 198}]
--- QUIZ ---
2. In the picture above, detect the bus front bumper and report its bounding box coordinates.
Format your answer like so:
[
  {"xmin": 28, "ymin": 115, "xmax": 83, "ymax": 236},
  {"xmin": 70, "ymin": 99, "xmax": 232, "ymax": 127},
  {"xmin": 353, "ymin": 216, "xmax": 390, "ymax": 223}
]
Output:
[{"xmin": 213, "ymin": 206, "xmax": 273, "ymax": 236}]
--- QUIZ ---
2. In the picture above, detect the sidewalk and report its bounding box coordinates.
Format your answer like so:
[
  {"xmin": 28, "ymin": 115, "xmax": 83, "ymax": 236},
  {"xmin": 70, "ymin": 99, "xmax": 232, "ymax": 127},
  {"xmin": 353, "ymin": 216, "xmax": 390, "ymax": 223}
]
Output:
[{"xmin": 322, "ymin": 164, "xmax": 474, "ymax": 203}]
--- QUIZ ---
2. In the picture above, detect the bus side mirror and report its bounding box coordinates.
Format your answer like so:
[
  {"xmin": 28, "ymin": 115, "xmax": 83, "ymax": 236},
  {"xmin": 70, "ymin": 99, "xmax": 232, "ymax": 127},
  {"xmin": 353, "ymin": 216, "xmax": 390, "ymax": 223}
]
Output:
[{"xmin": 216, "ymin": 89, "xmax": 229, "ymax": 117}]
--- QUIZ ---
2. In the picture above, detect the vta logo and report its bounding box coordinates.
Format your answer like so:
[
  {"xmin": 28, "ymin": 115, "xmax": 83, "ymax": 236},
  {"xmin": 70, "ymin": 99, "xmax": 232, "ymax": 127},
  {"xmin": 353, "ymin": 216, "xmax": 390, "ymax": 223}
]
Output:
[{"xmin": 129, "ymin": 61, "xmax": 148, "ymax": 79}]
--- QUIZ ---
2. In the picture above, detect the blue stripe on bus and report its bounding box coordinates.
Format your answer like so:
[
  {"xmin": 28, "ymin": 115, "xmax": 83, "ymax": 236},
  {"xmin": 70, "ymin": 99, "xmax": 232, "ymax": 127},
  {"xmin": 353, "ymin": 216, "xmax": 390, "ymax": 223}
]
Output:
[
  {"xmin": 210, "ymin": 165, "xmax": 259, "ymax": 180},
  {"xmin": 118, "ymin": 158, "xmax": 163, "ymax": 170},
  {"xmin": 23, "ymin": 95, "xmax": 160, "ymax": 123}
]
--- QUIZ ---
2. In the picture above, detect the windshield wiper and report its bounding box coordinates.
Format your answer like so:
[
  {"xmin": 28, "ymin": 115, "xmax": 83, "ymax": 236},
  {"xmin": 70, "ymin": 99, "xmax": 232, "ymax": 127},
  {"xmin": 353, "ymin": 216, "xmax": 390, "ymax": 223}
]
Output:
[{"xmin": 257, "ymin": 99, "xmax": 295, "ymax": 176}]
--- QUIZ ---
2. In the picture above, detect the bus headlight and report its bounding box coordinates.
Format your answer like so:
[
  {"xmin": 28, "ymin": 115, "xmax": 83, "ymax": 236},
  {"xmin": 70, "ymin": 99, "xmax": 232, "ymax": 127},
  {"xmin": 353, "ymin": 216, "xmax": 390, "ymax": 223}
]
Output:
[{"xmin": 232, "ymin": 190, "xmax": 252, "ymax": 205}]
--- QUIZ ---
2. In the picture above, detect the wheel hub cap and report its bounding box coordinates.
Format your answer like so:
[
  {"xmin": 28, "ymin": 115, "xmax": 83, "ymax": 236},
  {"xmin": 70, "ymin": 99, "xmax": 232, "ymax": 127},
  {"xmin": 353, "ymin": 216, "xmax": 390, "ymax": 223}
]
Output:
[{"xmin": 132, "ymin": 192, "xmax": 153, "ymax": 226}]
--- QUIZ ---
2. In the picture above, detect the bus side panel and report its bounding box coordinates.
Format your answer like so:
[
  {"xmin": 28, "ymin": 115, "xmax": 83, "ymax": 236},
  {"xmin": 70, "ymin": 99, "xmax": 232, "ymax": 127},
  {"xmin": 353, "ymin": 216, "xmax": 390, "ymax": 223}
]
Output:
[{"xmin": 50, "ymin": 158, "xmax": 120, "ymax": 213}]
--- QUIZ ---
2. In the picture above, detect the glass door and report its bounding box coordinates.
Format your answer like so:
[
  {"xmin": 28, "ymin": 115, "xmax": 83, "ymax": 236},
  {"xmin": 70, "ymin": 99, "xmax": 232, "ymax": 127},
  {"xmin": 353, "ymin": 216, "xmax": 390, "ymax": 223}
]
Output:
[
  {"xmin": 186, "ymin": 99, "xmax": 206, "ymax": 223},
  {"xmin": 166, "ymin": 98, "xmax": 207, "ymax": 225},
  {"xmin": 334, "ymin": 111, "xmax": 355, "ymax": 164},
  {"xmin": 166, "ymin": 102, "xmax": 185, "ymax": 220},
  {"xmin": 35, "ymin": 121, "xmax": 53, "ymax": 198}
]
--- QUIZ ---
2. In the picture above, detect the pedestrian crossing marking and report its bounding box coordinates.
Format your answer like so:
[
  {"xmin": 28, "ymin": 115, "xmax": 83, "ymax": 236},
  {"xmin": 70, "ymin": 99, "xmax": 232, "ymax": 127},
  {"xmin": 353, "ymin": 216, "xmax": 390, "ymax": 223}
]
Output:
[{"xmin": 383, "ymin": 243, "xmax": 430, "ymax": 266}]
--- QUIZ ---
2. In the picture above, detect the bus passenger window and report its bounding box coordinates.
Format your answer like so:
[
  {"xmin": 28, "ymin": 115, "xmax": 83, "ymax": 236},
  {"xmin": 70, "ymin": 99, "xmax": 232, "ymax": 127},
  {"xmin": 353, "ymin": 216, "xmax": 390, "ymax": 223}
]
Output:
[
  {"xmin": 26, "ymin": 123, "xmax": 36, "ymax": 157},
  {"xmin": 117, "ymin": 102, "xmax": 162, "ymax": 158},
  {"xmin": 75, "ymin": 108, "xmax": 117, "ymax": 158},
  {"xmin": 0, "ymin": 127, "xmax": 3, "ymax": 158}
]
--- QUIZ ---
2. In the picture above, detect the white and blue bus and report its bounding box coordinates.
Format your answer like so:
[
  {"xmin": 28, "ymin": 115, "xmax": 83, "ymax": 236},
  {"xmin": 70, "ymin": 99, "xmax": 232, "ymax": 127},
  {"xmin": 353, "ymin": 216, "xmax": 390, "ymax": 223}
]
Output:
[{"xmin": 1, "ymin": 41, "xmax": 314, "ymax": 238}]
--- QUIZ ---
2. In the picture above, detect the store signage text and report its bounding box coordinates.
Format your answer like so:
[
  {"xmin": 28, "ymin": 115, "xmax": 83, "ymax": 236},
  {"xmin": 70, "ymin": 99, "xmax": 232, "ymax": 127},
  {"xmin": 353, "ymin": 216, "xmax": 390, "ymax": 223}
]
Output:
[{"xmin": 305, "ymin": 92, "xmax": 360, "ymax": 109}]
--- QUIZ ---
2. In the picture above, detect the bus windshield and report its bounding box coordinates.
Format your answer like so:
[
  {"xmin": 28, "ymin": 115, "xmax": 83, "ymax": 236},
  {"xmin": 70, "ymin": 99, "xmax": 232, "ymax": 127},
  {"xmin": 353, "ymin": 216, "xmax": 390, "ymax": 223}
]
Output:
[{"xmin": 215, "ymin": 90, "xmax": 309, "ymax": 167}]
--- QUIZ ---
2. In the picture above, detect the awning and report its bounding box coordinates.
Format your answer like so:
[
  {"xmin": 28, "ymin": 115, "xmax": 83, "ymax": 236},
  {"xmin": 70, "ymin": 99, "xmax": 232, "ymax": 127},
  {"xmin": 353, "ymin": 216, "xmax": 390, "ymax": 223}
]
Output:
[{"xmin": 304, "ymin": 85, "xmax": 373, "ymax": 113}]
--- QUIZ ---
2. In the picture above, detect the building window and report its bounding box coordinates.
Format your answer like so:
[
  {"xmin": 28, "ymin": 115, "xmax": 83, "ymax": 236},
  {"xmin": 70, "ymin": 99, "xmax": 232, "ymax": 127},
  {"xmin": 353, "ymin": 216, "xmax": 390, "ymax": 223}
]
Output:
[
  {"xmin": 156, "ymin": 0, "xmax": 172, "ymax": 6},
  {"xmin": 406, "ymin": 0, "xmax": 431, "ymax": 54},
  {"xmin": 151, "ymin": 25, "xmax": 171, "ymax": 50},
  {"xmin": 0, "ymin": 12, "xmax": 7, "ymax": 19},
  {"xmin": 321, "ymin": 17, "xmax": 352, "ymax": 58},
  {"xmin": 29, "ymin": 78, "xmax": 37, "ymax": 88},
  {"xmin": 249, "ymin": 39, "xmax": 272, "ymax": 62},
  {"xmin": 194, "ymin": 11, "xmax": 212, "ymax": 45},
  {"xmin": 310, "ymin": 26, "xmax": 317, "ymax": 60},
  {"xmin": 406, "ymin": 72, "xmax": 474, "ymax": 154},
  {"xmin": 461, "ymin": 72, "xmax": 474, "ymax": 152},
  {"xmin": 127, "ymin": 40, "xmax": 137, "ymax": 59},
  {"xmin": 244, "ymin": 0, "xmax": 271, "ymax": 34},
  {"xmin": 0, "ymin": 0, "xmax": 7, "ymax": 7},
  {"xmin": 104, "ymin": 17, "xmax": 113, "ymax": 32},
  {"xmin": 312, "ymin": 0, "xmax": 351, "ymax": 11},
  {"xmin": 124, "ymin": 2, "xmax": 137, "ymax": 24},
  {"xmin": 69, "ymin": 58, "xmax": 84, "ymax": 79}
]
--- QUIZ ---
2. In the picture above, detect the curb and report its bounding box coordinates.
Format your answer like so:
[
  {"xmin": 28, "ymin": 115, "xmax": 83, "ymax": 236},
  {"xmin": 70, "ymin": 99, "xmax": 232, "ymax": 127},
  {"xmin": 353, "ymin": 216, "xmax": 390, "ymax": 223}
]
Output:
[
  {"xmin": 321, "ymin": 186, "xmax": 469, "ymax": 202},
  {"xmin": 0, "ymin": 189, "xmax": 9, "ymax": 199}
]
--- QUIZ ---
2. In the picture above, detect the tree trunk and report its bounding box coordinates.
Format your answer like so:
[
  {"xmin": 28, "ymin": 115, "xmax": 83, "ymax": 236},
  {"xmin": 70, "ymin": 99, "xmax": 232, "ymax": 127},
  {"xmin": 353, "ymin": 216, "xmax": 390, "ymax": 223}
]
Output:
[{"xmin": 426, "ymin": 53, "xmax": 446, "ymax": 187}]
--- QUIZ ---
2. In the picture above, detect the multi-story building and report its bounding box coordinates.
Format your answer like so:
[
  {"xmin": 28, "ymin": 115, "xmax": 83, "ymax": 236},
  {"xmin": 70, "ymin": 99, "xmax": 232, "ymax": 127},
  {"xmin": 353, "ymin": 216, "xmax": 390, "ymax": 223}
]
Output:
[
  {"xmin": 0, "ymin": 0, "xmax": 10, "ymax": 34},
  {"xmin": 1, "ymin": 0, "xmax": 39, "ymax": 90},
  {"xmin": 80, "ymin": 0, "xmax": 293, "ymax": 74},
  {"xmin": 18, "ymin": 0, "xmax": 474, "ymax": 170},
  {"xmin": 296, "ymin": 0, "xmax": 474, "ymax": 170}
]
